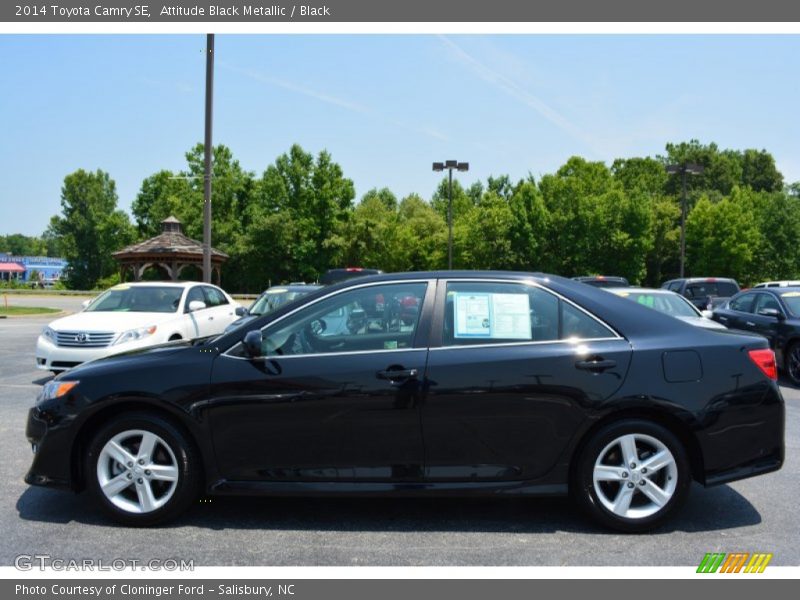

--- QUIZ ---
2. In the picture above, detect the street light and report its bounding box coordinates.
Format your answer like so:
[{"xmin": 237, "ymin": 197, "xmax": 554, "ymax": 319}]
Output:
[
  {"xmin": 666, "ymin": 162, "xmax": 704, "ymax": 278},
  {"xmin": 432, "ymin": 160, "xmax": 469, "ymax": 270}
]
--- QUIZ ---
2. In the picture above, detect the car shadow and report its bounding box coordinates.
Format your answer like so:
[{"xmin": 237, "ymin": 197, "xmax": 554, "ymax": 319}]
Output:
[{"xmin": 16, "ymin": 482, "xmax": 760, "ymax": 534}]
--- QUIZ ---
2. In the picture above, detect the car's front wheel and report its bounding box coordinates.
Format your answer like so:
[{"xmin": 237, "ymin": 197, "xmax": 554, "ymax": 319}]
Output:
[
  {"xmin": 786, "ymin": 341, "xmax": 800, "ymax": 386},
  {"xmin": 84, "ymin": 412, "xmax": 200, "ymax": 526},
  {"xmin": 573, "ymin": 419, "xmax": 691, "ymax": 532}
]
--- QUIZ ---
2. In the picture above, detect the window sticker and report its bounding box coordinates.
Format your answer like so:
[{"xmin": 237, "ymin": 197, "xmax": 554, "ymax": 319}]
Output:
[{"xmin": 454, "ymin": 292, "xmax": 531, "ymax": 339}]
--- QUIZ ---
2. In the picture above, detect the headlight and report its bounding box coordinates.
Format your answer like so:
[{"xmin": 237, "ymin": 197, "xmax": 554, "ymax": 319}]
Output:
[
  {"xmin": 38, "ymin": 380, "xmax": 79, "ymax": 402},
  {"xmin": 41, "ymin": 326, "xmax": 56, "ymax": 341},
  {"xmin": 113, "ymin": 325, "xmax": 157, "ymax": 345}
]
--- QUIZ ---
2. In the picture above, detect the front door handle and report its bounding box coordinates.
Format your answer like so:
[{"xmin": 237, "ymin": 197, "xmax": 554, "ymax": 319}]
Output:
[
  {"xmin": 376, "ymin": 367, "xmax": 418, "ymax": 382},
  {"xmin": 208, "ymin": 316, "xmax": 214, "ymax": 321},
  {"xmin": 746, "ymin": 321, "xmax": 755, "ymax": 327},
  {"xmin": 575, "ymin": 358, "xmax": 616, "ymax": 373}
]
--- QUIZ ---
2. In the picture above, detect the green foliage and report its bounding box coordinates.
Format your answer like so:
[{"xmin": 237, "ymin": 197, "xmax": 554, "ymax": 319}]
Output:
[
  {"xmin": 46, "ymin": 169, "xmax": 134, "ymax": 290},
  {"xmin": 40, "ymin": 140, "xmax": 800, "ymax": 292},
  {"xmin": 0, "ymin": 234, "xmax": 48, "ymax": 256}
]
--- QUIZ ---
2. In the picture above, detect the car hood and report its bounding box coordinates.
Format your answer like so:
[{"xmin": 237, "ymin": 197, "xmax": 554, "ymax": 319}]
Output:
[
  {"xmin": 48, "ymin": 311, "xmax": 178, "ymax": 332},
  {"xmin": 675, "ymin": 316, "xmax": 727, "ymax": 330},
  {"xmin": 224, "ymin": 314, "xmax": 259, "ymax": 332},
  {"xmin": 59, "ymin": 338, "xmax": 207, "ymax": 378}
]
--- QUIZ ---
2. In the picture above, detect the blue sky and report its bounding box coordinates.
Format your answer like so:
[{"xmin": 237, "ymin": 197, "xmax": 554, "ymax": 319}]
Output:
[{"xmin": 1, "ymin": 34, "xmax": 799, "ymax": 236}]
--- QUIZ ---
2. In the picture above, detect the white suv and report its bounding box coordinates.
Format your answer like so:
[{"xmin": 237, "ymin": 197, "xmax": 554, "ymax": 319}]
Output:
[{"xmin": 36, "ymin": 281, "xmax": 241, "ymax": 372}]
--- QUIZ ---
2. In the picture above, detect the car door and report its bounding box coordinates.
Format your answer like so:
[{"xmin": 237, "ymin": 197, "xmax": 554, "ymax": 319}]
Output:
[
  {"xmin": 421, "ymin": 279, "xmax": 632, "ymax": 483},
  {"xmin": 715, "ymin": 291, "xmax": 757, "ymax": 330},
  {"xmin": 207, "ymin": 279, "xmax": 435, "ymax": 483},
  {"xmin": 183, "ymin": 285, "xmax": 215, "ymax": 338},
  {"xmin": 201, "ymin": 285, "xmax": 237, "ymax": 333},
  {"xmin": 749, "ymin": 292, "xmax": 784, "ymax": 348}
]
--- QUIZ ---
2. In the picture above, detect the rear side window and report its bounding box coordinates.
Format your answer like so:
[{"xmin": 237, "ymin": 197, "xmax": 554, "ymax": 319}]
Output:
[
  {"xmin": 442, "ymin": 281, "xmax": 615, "ymax": 346},
  {"xmin": 729, "ymin": 293, "xmax": 756, "ymax": 313}
]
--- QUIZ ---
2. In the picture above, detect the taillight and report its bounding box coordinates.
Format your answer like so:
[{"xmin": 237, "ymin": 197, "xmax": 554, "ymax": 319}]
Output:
[{"xmin": 748, "ymin": 348, "xmax": 778, "ymax": 380}]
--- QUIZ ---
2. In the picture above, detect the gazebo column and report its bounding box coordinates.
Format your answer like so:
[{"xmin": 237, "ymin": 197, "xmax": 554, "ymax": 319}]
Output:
[{"xmin": 170, "ymin": 260, "xmax": 178, "ymax": 281}]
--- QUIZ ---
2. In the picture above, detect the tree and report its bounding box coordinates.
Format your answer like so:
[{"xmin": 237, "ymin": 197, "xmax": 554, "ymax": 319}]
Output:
[
  {"xmin": 0, "ymin": 234, "xmax": 46, "ymax": 256},
  {"xmin": 685, "ymin": 191, "xmax": 761, "ymax": 280},
  {"xmin": 47, "ymin": 169, "xmax": 135, "ymax": 289},
  {"xmin": 131, "ymin": 170, "xmax": 195, "ymax": 238},
  {"xmin": 247, "ymin": 144, "xmax": 355, "ymax": 284}
]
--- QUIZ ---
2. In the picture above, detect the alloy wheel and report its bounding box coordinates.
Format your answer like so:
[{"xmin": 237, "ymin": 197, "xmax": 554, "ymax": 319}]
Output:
[
  {"xmin": 592, "ymin": 433, "xmax": 678, "ymax": 520},
  {"xmin": 96, "ymin": 429, "xmax": 179, "ymax": 514}
]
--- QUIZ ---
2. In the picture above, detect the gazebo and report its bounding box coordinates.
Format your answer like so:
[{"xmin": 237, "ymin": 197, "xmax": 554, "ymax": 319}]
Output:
[{"xmin": 112, "ymin": 216, "xmax": 228, "ymax": 284}]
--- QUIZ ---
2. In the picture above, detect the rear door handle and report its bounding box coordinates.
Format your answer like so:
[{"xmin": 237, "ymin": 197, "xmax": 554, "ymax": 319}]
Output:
[
  {"xmin": 376, "ymin": 368, "xmax": 418, "ymax": 382},
  {"xmin": 746, "ymin": 321, "xmax": 755, "ymax": 327},
  {"xmin": 575, "ymin": 358, "xmax": 616, "ymax": 372}
]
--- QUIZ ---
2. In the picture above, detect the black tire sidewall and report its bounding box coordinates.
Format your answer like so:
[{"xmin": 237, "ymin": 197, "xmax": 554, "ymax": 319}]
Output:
[
  {"xmin": 84, "ymin": 412, "xmax": 199, "ymax": 526},
  {"xmin": 786, "ymin": 342, "xmax": 800, "ymax": 386},
  {"xmin": 574, "ymin": 419, "xmax": 691, "ymax": 533}
]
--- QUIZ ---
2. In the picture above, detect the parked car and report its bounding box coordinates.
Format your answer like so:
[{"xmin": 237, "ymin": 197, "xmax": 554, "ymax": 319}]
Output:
[
  {"xmin": 36, "ymin": 281, "xmax": 241, "ymax": 373},
  {"xmin": 26, "ymin": 271, "xmax": 783, "ymax": 531},
  {"xmin": 572, "ymin": 275, "xmax": 629, "ymax": 288},
  {"xmin": 661, "ymin": 277, "xmax": 740, "ymax": 311},
  {"xmin": 224, "ymin": 284, "xmax": 321, "ymax": 332},
  {"xmin": 753, "ymin": 280, "xmax": 800, "ymax": 289},
  {"xmin": 319, "ymin": 267, "xmax": 383, "ymax": 285},
  {"xmin": 712, "ymin": 286, "xmax": 800, "ymax": 385},
  {"xmin": 606, "ymin": 287, "xmax": 727, "ymax": 330}
]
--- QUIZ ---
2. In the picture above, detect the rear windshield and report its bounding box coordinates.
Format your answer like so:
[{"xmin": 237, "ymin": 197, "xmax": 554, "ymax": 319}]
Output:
[
  {"xmin": 614, "ymin": 291, "xmax": 698, "ymax": 318},
  {"xmin": 584, "ymin": 279, "xmax": 628, "ymax": 288},
  {"xmin": 320, "ymin": 269, "xmax": 382, "ymax": 285},
  {"xmin": 685, "ymin": 281, "xmax": 739, "ymax": 298}
]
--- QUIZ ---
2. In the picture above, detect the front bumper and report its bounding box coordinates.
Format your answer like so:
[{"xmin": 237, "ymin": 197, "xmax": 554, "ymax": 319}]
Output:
[
  {"xmin": 25, "ymin": 405, "xmax": 75, "ymax": 490},
  {"xmin": 35, "ymin": 336, "xmax": 113, "ymax": 371}
]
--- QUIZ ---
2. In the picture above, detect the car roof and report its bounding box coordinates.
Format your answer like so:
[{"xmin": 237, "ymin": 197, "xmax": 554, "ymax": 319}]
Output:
[
  {"xmin": 667, "ymin": 277, "xmax": 738, "ymax": 283},
  {"xmin": 263, "ymin": 284, "xmax": 322, "ymax": 292},
  {"xmin": 109, "ymin": 281, "xmax": 206, "ymax": 288},
  {"xmin": 607, "ymin": 287, "xmax": 677, "ymax": 294}
]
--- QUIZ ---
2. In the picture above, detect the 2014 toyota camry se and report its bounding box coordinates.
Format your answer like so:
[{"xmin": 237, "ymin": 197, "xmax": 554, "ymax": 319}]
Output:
[{"xmin": 25, "ymin": 271, "xmax": 784, "ymax": 531}]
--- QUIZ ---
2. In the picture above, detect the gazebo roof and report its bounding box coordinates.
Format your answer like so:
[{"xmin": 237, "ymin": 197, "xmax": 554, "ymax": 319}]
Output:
[{"xmin": 113, "ymin": 216, "xmax": 228, "ymax": 261}]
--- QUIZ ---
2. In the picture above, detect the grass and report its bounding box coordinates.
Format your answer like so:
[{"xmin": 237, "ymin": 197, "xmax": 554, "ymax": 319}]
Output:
[{"xmin": 0, "ymin": 306, "xmax": 61, "ymax": 316}]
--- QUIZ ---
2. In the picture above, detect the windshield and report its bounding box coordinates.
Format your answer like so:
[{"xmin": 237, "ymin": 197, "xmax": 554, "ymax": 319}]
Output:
[
  {"xmin": 249, "ymin": 289, "xmax": 313, "ymax": 316},
  {"xmin": 615, "ymin": 291, "xmax": 699, "ymax": 318},
  {"xmin": 86, "ymin": 286, "xmax": 183, "ymax": 313},
  {"xmin": 781, "ymin": 292, "xmax": 800, "ymax": 317}
]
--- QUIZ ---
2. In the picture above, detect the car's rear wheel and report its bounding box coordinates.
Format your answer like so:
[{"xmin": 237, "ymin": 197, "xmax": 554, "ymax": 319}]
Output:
[
  {"xmin": 573, "ymin": 419, "xmax": 691, "ymax": 532},
  {"xmin": 786, "ymin": 342, "xmax": 800, "ymax": 386},
  {"xmin": 84, "ymin": 412, "xmax": 200, "ymax": 526}
]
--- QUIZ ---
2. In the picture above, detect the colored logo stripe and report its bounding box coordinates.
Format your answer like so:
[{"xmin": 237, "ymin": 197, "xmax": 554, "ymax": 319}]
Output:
[{"xmin": 697, "ymin": 553, "xmax": 772, "ymax": 573}]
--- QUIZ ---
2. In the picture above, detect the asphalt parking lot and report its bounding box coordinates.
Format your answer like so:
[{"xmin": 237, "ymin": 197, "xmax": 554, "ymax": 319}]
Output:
[{"xmin": 1, "ymin": 309, "xmax": 798, "ymax": 567}]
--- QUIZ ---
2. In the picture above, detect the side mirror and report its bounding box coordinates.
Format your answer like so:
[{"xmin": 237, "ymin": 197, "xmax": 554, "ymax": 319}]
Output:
[
  {"xmin": 188, "ymin": 300, "xmax": 206, "ymax": 312},
  {"xmin": 235, "ymin": 306, "xmax": 248, "ymax": 317},
  {"xmin": 701, "ymin": 310, "xmax": 714, "ymax": 319},
  {"xmin": 243, "ymin": 330, "xmax": 263, "ymax": 358},
  {"xmin": 81, "ymin": 299, "xmax": 91, "ymax": 310},
  {"xmin": 758, "ymin": 307, "xmax": 784, "ymax": 321}
]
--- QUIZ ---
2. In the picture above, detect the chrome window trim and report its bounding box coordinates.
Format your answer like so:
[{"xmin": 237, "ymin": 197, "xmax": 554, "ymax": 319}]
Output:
[
  {"xmin": 221, "ymin": 278, "xmax": 433, "ymax": 360},
  {"xmin": 438, "ymin": 277, "xmax": 624, "ymax": 346},
  {"xmin": 429, "ymin": 336, "xmax": 625, "ymax": 352}
]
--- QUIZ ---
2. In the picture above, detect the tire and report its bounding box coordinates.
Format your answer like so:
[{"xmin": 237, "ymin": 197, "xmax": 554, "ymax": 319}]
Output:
[
  {"xmin": 786, "ymin": 342, "xmax": 800, "ymax": 386},
  {"xmin": 84, "ymin": 412, "xmax": 200, "ymax": 526},
  {"xmin": 572, "ymin": 419, "xmax": 691, "ymax": 533}
]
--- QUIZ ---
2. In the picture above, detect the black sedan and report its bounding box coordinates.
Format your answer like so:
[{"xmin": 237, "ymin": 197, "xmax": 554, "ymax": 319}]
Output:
[
  {"xmin": 712, "ymin": 286, "xmax": 800, "ymax": 385},
  {"xmin": 25, "ymin": 271, "xmax": 784, "ymax": 532}
]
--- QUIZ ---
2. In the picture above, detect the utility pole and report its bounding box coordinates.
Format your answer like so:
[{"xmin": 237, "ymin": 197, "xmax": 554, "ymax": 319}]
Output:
[
  {"xmin": 666, "ymin": 162, "xmax": 704, "ymax": 278},
  {"xmin": 203, "ymin": 33, "xmax": 214, "ymax": 283}
]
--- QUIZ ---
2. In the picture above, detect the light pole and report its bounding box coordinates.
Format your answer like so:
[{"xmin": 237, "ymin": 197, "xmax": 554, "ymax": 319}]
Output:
[
  {"xmin": 666, "ymin": 162, "xmax": 704, "ymax": 278},
  {"xmin": 432, "ymin": 160, "xmax": 469, "ymax": 270},
  {"xmin": 202, "ymin": 33, "xmax": 214, "ymax": 283}
]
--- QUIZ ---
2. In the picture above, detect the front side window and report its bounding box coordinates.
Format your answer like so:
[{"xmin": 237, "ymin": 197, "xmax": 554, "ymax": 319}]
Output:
[
  {"xmin": 257, "ymin": 282, "xmax": 427, "ymax": 357},
  {"xmin": 753, "ymin": 293, "xmax": 781, "ymax": 315},
  {"xmin": 203, "ymin": 286, "xmax": 228, "ymax": 307},
  {"xmin": 442, "ymin": 281, "xmax": 614, "ymax": 346},
  {"xmin": 184, "ymin": 286, "xmax": 206, "ymax": 311}
]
